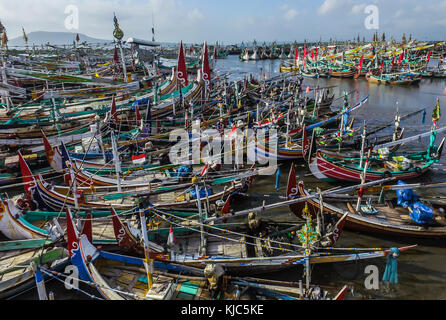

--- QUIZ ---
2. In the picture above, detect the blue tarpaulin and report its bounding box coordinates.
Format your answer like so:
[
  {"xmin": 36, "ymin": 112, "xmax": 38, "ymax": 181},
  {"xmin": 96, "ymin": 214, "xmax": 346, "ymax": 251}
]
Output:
[
  {"xmin": 190, "ymin": 187, "xmax": 213, "ymax": 200},
  {"xmin": 176, "ymin": 166, "xmax": 192, "ymax": 177},
  {"xmin": 395, "ymin": 180, "xmax": 433, "ymax": 224}
]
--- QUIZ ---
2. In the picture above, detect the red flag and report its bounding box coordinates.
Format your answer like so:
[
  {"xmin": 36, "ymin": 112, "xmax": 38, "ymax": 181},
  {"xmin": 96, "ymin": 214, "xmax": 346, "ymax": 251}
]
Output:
[
  {"xmin": 66, "ymin": 208, "xmax": 79, "ymax": 258},
  {"xmin": 311, "ymin": 49, "xmax": 315, "ymax": 60},
  {"xmin": 177, "ymin": 41, "xmax": 188, "ymax": 87},
  {"xmin": 135, "ymin": 104, "xmax": 142, "ymax": 126},
  {"xmin": 202, "ymin": 42, "xmax": 211, "ymax": 91},
  {"xmin": 110, "ymin": 96, "xmax": 117, "ymax": 123},
  {"xmin": 358, "ymin": 55, "xmax": 364, "ymax": 74},
  {"xmin": 18, "ymin": 151, "xmax": 35, "ymax": 199},
  {"xmin": 306, "ymin": 86, "xmax": 311, "ymax": 94},
  {"xmin": 391, "ymin": 54, "xmax": 395, "ymax": 67},
  {"xmin": 427, "ymin": 51, "xmax": 432, "ymax": 64},
  {"xmin": 200, "ymin": 164, "xmax": 209, "ymax": 176},
  {"xmin": 379, "ymin": 60, "xmax": 384, "ymax": 74},
  {"xmin": 315, "ymin": 48, "xmax": 318, "ymax": 60},
  {"xmin": 295, "ymin": 47, "xmax": 299, "ymax": 61},
  {"xmin": 398, "ymin": 52, "xmax": 404, "ymax": 66},
  {"xmin": 81, "ymin": 212, "xmax": 93, "ymax": 243},
  {"xmin": 213, "ymin": 43, "xmax": 218, "ymax": 60}
]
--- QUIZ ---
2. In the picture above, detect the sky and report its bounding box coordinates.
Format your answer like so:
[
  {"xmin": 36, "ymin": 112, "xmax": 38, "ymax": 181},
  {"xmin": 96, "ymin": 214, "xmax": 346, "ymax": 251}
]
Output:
[{"xmin": 0, "ymin": 0, "xmax": 445, "ymax": 44}]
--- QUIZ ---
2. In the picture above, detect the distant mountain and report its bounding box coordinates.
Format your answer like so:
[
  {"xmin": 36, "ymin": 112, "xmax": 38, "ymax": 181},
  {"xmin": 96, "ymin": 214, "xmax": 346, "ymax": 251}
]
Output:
[{"xmin": 8, "ymin": 31, "xmax": 111, "ymax": 47}]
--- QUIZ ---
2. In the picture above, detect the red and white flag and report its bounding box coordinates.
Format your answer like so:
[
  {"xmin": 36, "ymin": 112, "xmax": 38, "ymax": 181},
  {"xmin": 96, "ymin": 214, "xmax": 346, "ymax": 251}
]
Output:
[
  {"xmin": 202, "ymin": 42, "xmax": 211, "ymax": 91},
  {"xmin": 132, "ymin": 154, "xmax": 146, "ymax": 165},
  {"xmin": 177, "ymin": 41, "xmax": 188, "ymax": 87},
  {"xmin": 200, "ymin": 164, "xmax": 209, "ymax": 176},
  {"xmin": 167, "ymin": 225, "xmax": 177, "ymax": 246},
  {"xmin": 227, "ymin": 125, "xmax": 238, "ymax": 139}
]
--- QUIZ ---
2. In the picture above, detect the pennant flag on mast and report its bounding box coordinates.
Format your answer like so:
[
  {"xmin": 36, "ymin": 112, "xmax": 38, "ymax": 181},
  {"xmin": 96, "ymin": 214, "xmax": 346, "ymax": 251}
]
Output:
[
  {"xmin": 167, "ymin": 224, "xmax": 177, "ymax": 246},
  {"xmin": 22, "ymin": 27, "xmax": 28, "ymax": 44},
  {"xmin": 427, "ymin": 51, "xmax": 432, "ymax": 64},
  {"xmin": 177, "ymin": 41, "xmax": 188, "ymax": 87},
  {"xmin": 135, "ymin": 104, "xmax": 142, "ymax": 127},
  {"xmin": 200, "ymin": 164, "xmax": 209, "ymax": 176},
  {"xmin": 110, "ymin": 96, "xmax": 117, "ymax": 123},
  {"xmin": 213, "ymin": 42, "xmax": 218, "ymax": 60},
  {"xmin": 358, "ymin": 55, "xmax": 364, "ymax": 74},
  {"xmin": 202, "ymin": 42, "xmax": 211, "ymax": 91},
  {"xmin": 398, "ymin": 52, "xmax": 404, "ymax": 66}
]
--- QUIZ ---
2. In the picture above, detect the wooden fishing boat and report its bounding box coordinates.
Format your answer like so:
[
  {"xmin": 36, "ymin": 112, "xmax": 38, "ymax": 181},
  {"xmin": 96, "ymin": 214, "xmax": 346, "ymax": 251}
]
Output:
[
  {"xmin": 18, "ymin": 151, "xmax": 250, "ymax": 212},
  {"xmin": 328, "ymin": 68, "xmax": 355, "ymax": 78},
  {"xmin": 66, "ymin": 208, "xmax": 408, "ymax": 300},
  {"xmin": 294, "ymin": 180, "xmax": 446, "ymax": 239},
  {"xmin": 308, "ymin": 128, "xmax": 442, "ymax": 183},
  {"xmin": 108, "ymin": 204, "xmax": 350, "ymax": 275},
  {"xmin": 0, "ymin": 246, "xmax": 69, "ymax": 299}
]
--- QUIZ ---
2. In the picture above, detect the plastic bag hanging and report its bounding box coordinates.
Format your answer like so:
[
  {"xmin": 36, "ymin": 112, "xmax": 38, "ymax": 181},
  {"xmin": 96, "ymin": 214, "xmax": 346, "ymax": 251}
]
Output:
[{"xmin": 382, "ymin": 247, "xmax": 400, "ymax": 284}]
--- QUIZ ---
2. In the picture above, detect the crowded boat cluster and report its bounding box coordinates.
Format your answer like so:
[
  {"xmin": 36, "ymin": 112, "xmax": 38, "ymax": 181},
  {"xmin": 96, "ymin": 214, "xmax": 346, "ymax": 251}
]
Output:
[{"xmin": 0, "ymin": 16, "xmax": 444, "ymax": 301}]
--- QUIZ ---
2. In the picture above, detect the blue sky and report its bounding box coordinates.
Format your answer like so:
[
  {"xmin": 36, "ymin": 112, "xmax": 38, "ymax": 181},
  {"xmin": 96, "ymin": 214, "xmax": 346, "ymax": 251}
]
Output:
[{"xmin": 0, "ymin": 0, "xmax": 445, "ymax": 43}]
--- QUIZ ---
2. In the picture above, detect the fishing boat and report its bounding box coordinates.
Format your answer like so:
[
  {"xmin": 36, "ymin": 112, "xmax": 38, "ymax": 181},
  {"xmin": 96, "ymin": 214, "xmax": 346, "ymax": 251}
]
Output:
[
  {"xmin": 65, "ymin": 210, "xmax": 349, "ymax": 300},
  {"xmin": 308, "ymin": 128, "xmax": 443, "ymax": 183},
  {"xmin": 0, "ymin": 246, "xmax": 69, "ymax": 299},
  {"xmin": 293, "ymin": 180, "xmax": 446, "ymax": 239}
]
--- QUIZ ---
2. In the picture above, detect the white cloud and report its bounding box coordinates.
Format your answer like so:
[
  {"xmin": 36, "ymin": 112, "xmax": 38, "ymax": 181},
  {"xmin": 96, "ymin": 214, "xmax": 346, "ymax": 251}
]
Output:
[
  {"xmin": 318, "ymin": 0, "xmax": 348, "ymax": 15},
  {"xmin": 284, "ymin": 9, "xmax": 299, "ymax": 21},
  {"xmin": 350, "ymin": 4, "xmax": 366, "ymax": 15},
  {"xmin": 187, "ymin": 8, "xmax": 204, "ymax": 22},
  {"xmin": 394, "ymin": 9, "xmax": 404, "ymax": 18}
]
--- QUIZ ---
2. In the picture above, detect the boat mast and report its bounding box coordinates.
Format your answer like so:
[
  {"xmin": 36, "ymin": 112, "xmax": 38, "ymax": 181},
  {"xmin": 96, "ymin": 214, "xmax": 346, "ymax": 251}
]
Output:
[
  {"xmin": 1, "ymin": 58, "xmax": 10, "ymax": 110},
  {"xmin": 359, "ymin": 121, "xmax": 367, "ymax": 169},
  {"xmin": 111, "ymin": 131, "xmax": 122, "ymax": 193},
  {"xmin": 113, "ymin": 14, "xmax": 128, "ymax": 83},
  {"xmin": 139, "ymin": 206, "xmax": 154, "ymax": 290}
]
